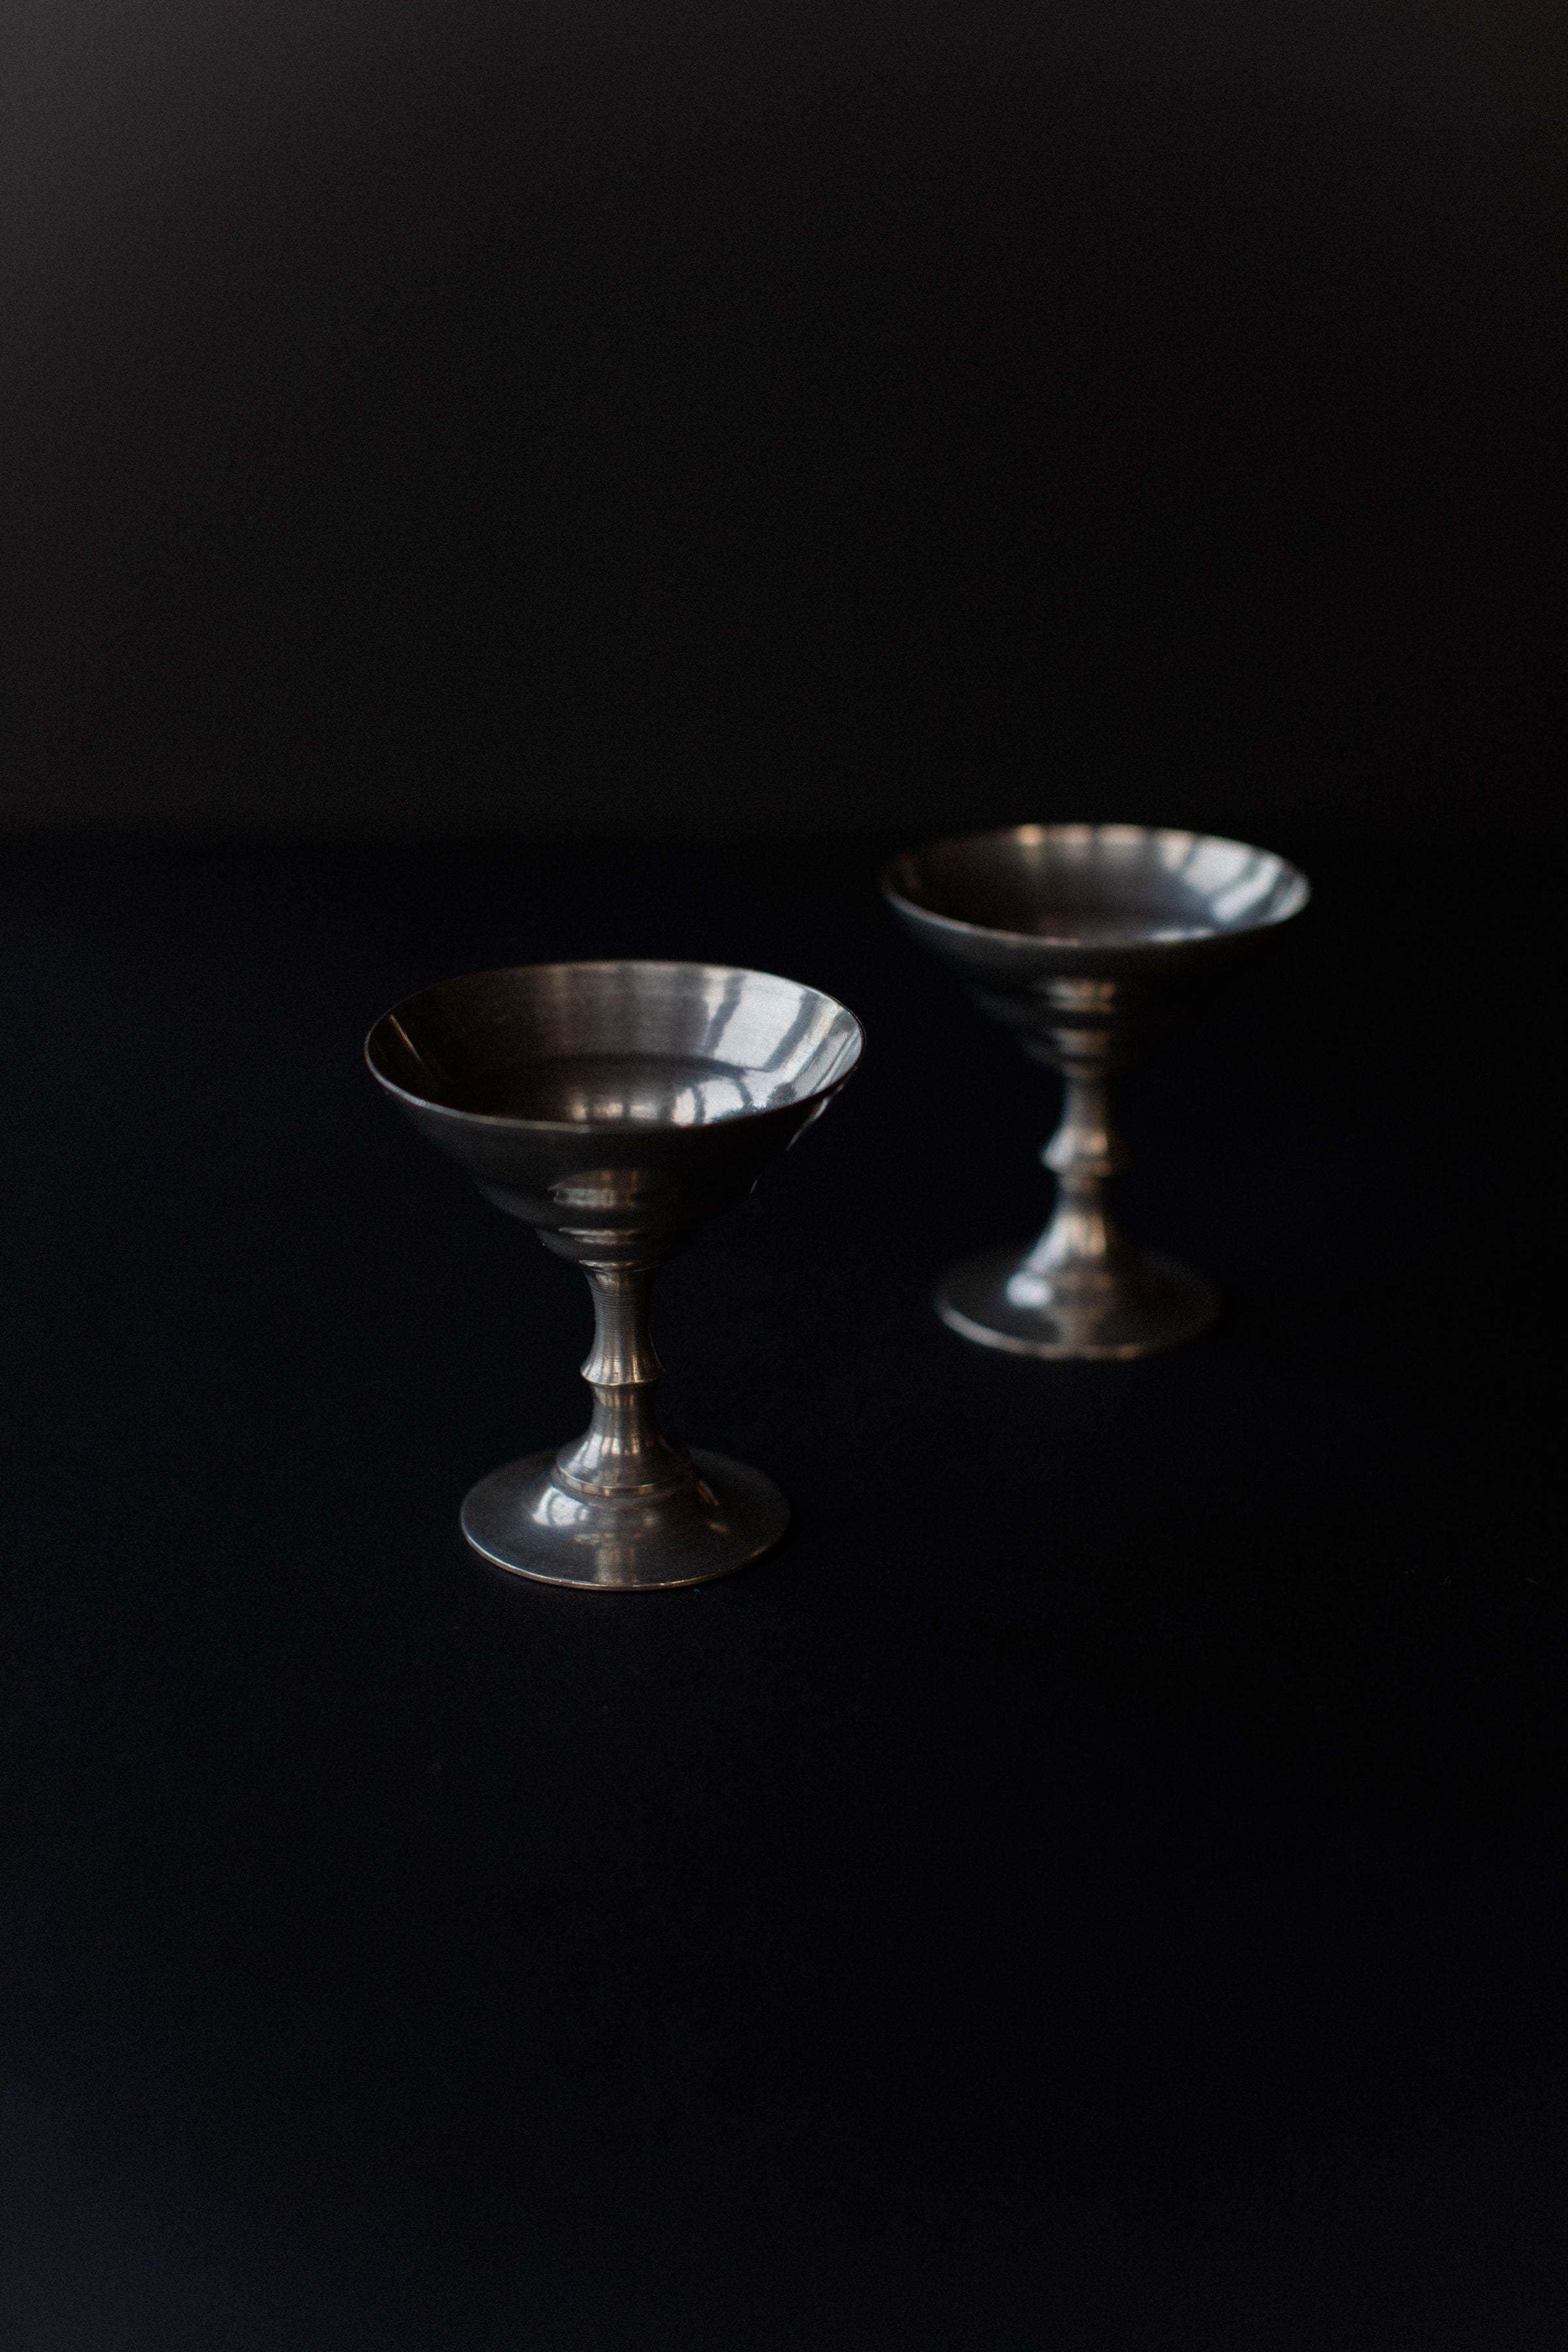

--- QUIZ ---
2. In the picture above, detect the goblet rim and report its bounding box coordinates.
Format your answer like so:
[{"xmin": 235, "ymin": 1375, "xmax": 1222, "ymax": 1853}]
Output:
[
  {"xmin": 364, "ymin": 956, "xmax": 866, "ymax": 1134},
  {"xmin": 881, "ymin": 821, "xmax": 1311, "ymax": 951}
]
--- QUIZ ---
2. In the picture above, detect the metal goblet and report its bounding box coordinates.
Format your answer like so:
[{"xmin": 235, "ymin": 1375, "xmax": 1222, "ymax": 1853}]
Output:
[
  {"xmin": 884, "ymin": 823, "xmax": 1310, "ymax": 1360},
  {"xmin": 367, "ymin": 960, "xmax": 864, "ymax": 1590}
]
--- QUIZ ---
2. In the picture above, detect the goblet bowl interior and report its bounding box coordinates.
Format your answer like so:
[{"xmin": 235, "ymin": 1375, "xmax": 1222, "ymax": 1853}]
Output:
[
  {"xmin": 367, "ymin": 960, "xmax": 864, "ymax": 1128},
  {"xmin": 885, "ymin": 823, "xmax": 1309, "ymax": 950}
]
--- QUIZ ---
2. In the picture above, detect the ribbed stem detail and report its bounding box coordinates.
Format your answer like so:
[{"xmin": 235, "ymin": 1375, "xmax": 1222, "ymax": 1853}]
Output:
[
  {"xmin": 1021, "ymin": 1062, "xmax": 1137, "ymax": 1296},
  {"xmin": 553, "ymin": 1264, "xmax": 693, "ymax": 1499}
]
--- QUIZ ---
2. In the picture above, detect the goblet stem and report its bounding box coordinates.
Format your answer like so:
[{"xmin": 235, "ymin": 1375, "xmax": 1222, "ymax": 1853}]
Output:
[
  {"xmin": 462, "ymin": 1247, "xmax": 790, "ymax": 1587},
  {"xmin": 553, "ymin": 1262, "xmax": 693, "ymax": 1499},
  {"xmin": 1022, "ymin": 1062, "xmax": 1137, "ymax": 1296}
]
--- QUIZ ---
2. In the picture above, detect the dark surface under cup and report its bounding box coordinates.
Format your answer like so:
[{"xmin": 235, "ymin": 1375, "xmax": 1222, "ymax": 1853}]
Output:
[{"xmin": 0, "ymin": 839, "xmax": 1558, "ymax": 2351}]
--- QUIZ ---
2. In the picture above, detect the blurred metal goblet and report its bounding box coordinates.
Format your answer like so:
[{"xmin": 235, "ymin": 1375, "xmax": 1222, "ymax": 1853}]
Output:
[
  {"xmin": 884, "ymin": 824, "xmax": 1310, "ymax": 1360},
  {"xmin": 367, "ymin": 960, "xmax": 864, "ymax": 1589}
]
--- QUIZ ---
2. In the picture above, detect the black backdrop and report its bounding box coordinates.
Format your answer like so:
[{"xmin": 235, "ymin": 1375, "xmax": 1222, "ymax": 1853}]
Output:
[{"xmin": 2, "ymin": 0, "xmax": 1561, "ymax": 841}]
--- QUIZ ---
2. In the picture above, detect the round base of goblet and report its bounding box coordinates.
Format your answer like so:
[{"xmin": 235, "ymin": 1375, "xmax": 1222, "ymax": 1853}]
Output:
[
  {"xmin": 460, "ymin": 1447, "xmax": 789, "ymax": 1591},
  {"xmin": 935, "ymin": 1247, "xmax": 1219, "ymax": 1362}
]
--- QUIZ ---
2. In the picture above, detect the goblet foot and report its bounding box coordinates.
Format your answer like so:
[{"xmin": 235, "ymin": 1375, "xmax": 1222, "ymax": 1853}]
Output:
[
  {"xmin": 460, "ymin": 1448, "xmax": 789, "ymax": 1591},
  {"xmin": 935, "ymin": 1247, "xmax": 1218, "ymax": 1362}
]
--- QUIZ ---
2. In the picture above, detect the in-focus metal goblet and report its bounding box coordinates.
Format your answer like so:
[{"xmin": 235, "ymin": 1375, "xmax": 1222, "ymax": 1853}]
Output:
[
  {"xmin": 884, "ymin": 824, "xmax": 1310, "ymax": 1360},
  {"xmin": 367, "ymin": 960, "xmax": 864, "ymax": 1590}
]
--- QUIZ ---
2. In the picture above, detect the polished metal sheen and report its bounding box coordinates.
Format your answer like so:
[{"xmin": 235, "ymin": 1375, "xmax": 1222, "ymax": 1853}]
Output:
[
  {"xmin": 885, "ymin": 823, "xmax": 1310, "ymax": 1359},
  {"xmin": 367, "ymin": 960, "xmax": 864, "ymax": 1589}
]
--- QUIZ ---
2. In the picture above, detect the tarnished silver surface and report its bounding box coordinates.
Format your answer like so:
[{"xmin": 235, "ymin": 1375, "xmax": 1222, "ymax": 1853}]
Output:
[
  {"xmin": 367, "ymin": 961, "xmax": 864, "ymax": 1588},
  {"xmin": 884, "ymin": 824, "xmax": 1310, "ymax": 1360}
]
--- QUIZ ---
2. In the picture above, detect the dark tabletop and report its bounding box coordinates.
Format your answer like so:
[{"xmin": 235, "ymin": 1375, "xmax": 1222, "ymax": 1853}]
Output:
[{"xmin": 1, "ymin": 838, "xmax": 1560, "ymax": 2351}]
